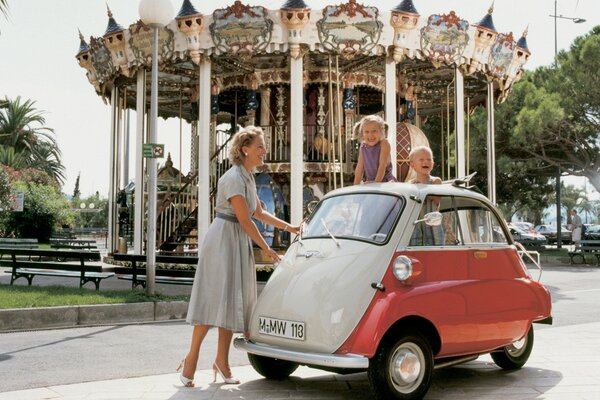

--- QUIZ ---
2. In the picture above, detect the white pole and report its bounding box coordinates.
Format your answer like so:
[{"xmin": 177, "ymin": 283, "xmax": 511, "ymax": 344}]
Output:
[
  {"xmin": 290, "ymin": 55, "xmax": 304, "ymax": 226},
  {"xmin": 197, "ymin": 58, "xmax": 212, "ymax": 243},
  {"xmin": 134, "ymin": 70, "xmax": 145, "ymax": 253},
  {"xmin": 454, "ymin": 67, "xmax": 466, "ymax": 178},
  {"xmin": 146, "ymin": 26, "xmax": 159, "ymax": 295},
  {"xmin": 385, "ymin": 57, "xmax": 397, "ymax": 177},
  {"xmin": 486, "ymin": 81, "xmax": 496, "ymax": 203}
]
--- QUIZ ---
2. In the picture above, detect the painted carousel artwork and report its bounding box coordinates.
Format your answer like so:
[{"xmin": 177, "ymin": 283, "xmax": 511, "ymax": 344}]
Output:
[{"xmin": 75, "ymin": 0, "xmax": 531, "ymax": 256}]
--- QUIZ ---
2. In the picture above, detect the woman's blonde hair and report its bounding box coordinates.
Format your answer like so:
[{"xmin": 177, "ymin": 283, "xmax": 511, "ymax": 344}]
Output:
[
  {"xmin": 229, "ymin": 125, "xmax": 264, "ymax": 165},
  {"xmin": 353, "ymin": 114, "xmax": 388, "ymax": 141}
]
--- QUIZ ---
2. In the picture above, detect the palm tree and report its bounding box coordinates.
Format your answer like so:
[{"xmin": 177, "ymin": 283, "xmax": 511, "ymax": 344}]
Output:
[
  {"xmin": 0, "ymin": 0, "xmax": 8, "ymax": 33},
  {"xmin": 0, "ymin": 96, "xmax": 65, "ymax": 184}
]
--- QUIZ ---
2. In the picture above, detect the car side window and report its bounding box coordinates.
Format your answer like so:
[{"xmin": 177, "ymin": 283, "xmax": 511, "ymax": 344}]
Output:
[
  {"xmin": 410, "ymin": 195, "xmax": 459, "ymax": 246},
  {"xmin": 457, "ymin": 200, "xmax": 508, "ymax": 245}
]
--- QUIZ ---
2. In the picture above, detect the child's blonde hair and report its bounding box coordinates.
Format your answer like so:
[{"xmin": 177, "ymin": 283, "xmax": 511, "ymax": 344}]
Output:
[
  {"xmin": 408, "ymin": 145, "xmax": 433, "ymax": 162},
  {"xmin": 353, "ymin": 114, "xmax": 388, "ymax": 141}
]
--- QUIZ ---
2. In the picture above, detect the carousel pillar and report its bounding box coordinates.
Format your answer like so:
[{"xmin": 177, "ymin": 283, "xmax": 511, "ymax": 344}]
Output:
[
  {"xmin": 197, "ymin": 57, "xmax": 212, "ymax": 242},
  {"xmin": 290, "ymin": 55, "xmax": 304, "ymax": 226},
  {"xmin": 486, "ymin": 81, "xmax": 496, "ymax": 203},
  {"xmin": 134, "ymin": 70, "xmax": 146, "ymax": 254},
  {"xmin": 385, "ymin": 57, "xmax": 397, "ymax": 177},
  {"xmin": 260, "ymin": 87, "xmax": 271, "ymax": 126},
  {"xmin": 454, "ymin": 67, "xmax": 466, "ymax": 178},
  {"xmin": 108, "ymin": 87, "xmax": 120, "ymax": 253}
]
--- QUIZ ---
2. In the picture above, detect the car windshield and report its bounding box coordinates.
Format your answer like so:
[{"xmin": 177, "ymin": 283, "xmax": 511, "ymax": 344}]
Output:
[{"xmin": 303, "ymin": 193, "xmax": 403, "ymax": 243}]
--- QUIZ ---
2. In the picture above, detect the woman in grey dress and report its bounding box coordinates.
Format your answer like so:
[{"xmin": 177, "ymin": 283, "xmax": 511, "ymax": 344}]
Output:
[{"xmin": 178, "ymin": 126, "xmax": 300, "ymax": 387}]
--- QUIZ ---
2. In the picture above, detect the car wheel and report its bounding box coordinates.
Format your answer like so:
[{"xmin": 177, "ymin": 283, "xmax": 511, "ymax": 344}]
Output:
[
  {"xmin": 368, "ymin": 333, "xmax": 433, "ymax": 400},
  {"xmin": 248, "ymin": 353, "xmax": 299, "ymax": 380},
  {"xmin": 491, "ymin": 326, "xmax": 534, "ymax": 370}
]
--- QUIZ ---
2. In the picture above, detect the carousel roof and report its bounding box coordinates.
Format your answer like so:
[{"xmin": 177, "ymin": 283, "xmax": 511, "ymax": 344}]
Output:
[{"xmin": 76, "ymin": 0, "xmax": 530, "ymax": 123}]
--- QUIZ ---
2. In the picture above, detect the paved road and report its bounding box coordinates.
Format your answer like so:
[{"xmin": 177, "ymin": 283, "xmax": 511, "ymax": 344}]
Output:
[{"xmin": 1, "ymin": 263, "xmax": 599, "ymax": 393}]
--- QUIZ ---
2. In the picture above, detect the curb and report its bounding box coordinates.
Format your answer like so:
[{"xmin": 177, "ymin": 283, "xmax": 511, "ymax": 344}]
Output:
[{"xmin": 0, "ymin": 301, "xmax": 189, "ymax": 332}]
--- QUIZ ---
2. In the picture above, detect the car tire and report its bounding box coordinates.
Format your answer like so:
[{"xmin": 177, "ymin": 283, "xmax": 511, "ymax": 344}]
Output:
[
  {"xmin": 368, "ymin": 333, "xmax": 433, "ymax": 400},
  {"xmin": 491, "ymin": 326, "xmax": 534, "ymax": 370},
  {"xmin": 247, "ymin": 353, "xmax": 299, "ymax": 380}
]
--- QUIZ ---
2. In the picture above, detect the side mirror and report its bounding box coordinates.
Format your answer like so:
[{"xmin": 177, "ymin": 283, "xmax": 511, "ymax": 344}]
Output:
[
  {"xmin": 414, "ymin": 211, "xmax": 443, "ymax": 226},
  {"xmin": 306, "ymin": 200, "xmax": 319, "ymax": 215}
]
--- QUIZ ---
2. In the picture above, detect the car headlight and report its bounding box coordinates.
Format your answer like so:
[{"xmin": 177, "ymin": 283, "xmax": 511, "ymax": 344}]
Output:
[{"xmin": 393, "ymin": 255, "xmax": 413, "ymax": 281}]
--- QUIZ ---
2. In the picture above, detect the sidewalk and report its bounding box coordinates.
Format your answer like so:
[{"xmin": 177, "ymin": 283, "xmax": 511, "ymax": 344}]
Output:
[{"xmin": 2, "ymin": 322, "xmax": 600, "ymax": 400}]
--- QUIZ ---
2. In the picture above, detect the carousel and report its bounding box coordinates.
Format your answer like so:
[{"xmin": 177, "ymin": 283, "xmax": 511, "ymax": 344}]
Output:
[{"xmin": 75, "ymin": 0, "xmax": 530, "ymax": 255}]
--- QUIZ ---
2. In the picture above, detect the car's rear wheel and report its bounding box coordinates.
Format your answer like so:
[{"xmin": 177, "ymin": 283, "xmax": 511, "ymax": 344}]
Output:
[
  {"xmin": 491, "ymin": 326, "xmax": 534, "ymax": 370},
  {"xmin": 248, "ymin": 353, "xmax": 299, "ymax": 380},
  {"xmin": 368, "ymin": 333, "xmax": 433, "ymax": 400}
]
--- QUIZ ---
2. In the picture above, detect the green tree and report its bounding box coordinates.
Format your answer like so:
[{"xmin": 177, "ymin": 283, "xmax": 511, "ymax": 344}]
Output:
[
  {"xmin": 0, "ymin": 96, "xmax": 65, "ymax": 184},
  {"xmin": 73, "ymin": 172, "xmax": 81, "ymax": 200},
  {"xmin": 0, "ymin": 167, "xmax": 12, "ymax": 213},
  {"xmin": 510, "ymin": 27, "xmax": 600, "ymax": 193},
  {"xmin": 0, "ymin": 181, "xmax": 75, "ymax": 241}
]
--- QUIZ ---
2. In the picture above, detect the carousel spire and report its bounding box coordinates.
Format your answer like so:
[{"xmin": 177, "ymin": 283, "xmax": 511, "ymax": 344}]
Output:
[
  {"xmin": 281, "ymin": 0, "xmax": 311, "ymax": 59},
  {"xmin": 476, "ymin": 2, "xmax": 497, "ymax": 32},
  {"xmin": 104, "ymin": 4, "xmax": 124, "ymax": 35},
  {"xmin": 517, "ymin": 26, "xmax": 530, "ymax": 53},
  {"xmin": 177, "ymin": 0, "xmax": 199, "ymax": 18},
  {"xmin": 393, "ymin": 0, "xmax": 418, "ymax": 14},
  {"xmin": 176, "ymin": 0, "xmax": 204, "ymax": 64},
  {"xmin": 76, "ymin": 28, "xmax": 89, "ymax": 56},
  {"xmin": 281, "ymin": 0, "xmax": 310, "ymax": 8},
  {"xmin": 390, "ymin": 0, "xmax": 420, "ymax": 63}
]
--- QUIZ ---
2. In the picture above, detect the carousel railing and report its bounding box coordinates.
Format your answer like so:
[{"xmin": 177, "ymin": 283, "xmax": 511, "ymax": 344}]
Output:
[{"xmin": 155, "ymin": 172, "xmax": 199, "ymax": 253}]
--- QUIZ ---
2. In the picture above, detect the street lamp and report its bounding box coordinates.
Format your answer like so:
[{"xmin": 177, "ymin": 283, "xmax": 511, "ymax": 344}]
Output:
[
  {"xmin": 549, "ymin": 1, "xmax": 585, "ymax": 248},
  {"xmin": 139, "ymin": 0, "xmax": 173, "ymax": 295},
  {"xmin": 550, "ymin": 0, "xmax": 586, "ymax": 66}
]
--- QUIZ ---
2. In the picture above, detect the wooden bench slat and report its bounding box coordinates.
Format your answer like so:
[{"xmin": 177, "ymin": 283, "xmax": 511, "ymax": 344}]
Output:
[{"xmin": 0, "ymin": 248, "xmax": 110, "ymax": 290}]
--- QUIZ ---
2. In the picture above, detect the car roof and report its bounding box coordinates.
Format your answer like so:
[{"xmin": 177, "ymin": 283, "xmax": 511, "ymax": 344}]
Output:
[{"xmin": 322, "ymin": 181, "xmax": 490, "ymax": 203}]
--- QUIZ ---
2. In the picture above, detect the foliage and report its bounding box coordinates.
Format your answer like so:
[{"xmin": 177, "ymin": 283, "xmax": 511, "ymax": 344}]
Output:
[
  {"xmin": 0, "ymin": 96, "xmax": 65, "ymax": 184},
  {"xmin": 73, "ymin": 172, "xmax": 81, "ymax": 200},
  {"xmin": 0, "ymin": 167, "xmax": 12, "ymax": 213},
  {"xmin": 0, "ymin": 284, "xmax": 189, "ymax": 309},
  {"xmin": 509, "ymin": 27, "xmax": 600, "ymax": 193},
  {"xmin": 0, "ymin": 181, "xmax": 75, "ymax": 240},
  {"xmin": 75, "ymin": 192, "xmax": 108, "ymax": 229}
]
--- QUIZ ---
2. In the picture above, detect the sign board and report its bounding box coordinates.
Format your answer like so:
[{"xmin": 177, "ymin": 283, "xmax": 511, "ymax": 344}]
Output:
[
  {"xmin": 12, "ymin": 191, "xmax": 24, "ymax": 212},
  {"xmin": 143, "ymin": 143, "xmax": 164, "ymax": 158}
]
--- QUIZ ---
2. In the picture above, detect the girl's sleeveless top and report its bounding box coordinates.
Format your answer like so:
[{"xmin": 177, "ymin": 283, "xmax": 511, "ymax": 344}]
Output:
[{"xmin": 361, "ymin": 141, "xmax": 396, "ymax": 182}]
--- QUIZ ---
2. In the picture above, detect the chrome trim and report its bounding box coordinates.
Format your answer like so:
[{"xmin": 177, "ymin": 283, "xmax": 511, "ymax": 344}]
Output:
[{"xmin": 233, "ymin": 337, "xmax": 369, "ymax": 369}]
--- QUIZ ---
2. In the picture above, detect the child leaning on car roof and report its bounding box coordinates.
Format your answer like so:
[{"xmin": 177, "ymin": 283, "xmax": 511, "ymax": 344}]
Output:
[
  {"xmin": 353, "ymin": 114, "xmax": 397, "ymax": 184},
  {"xmin": 408, "ymin": 146, "xmax": 445, "ymax": 246}
]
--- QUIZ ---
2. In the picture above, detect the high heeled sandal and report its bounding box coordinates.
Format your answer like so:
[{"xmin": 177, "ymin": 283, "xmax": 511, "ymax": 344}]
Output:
[
  {"xmin": 176, "ymin": 358, "xmax": 195, "ymax": 387},
  {"xmin": 212, "ymin": 362, "xmax": 240, "ymax": 384}
]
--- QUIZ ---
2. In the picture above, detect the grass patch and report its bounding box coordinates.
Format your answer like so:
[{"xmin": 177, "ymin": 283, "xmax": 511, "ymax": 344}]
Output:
[
  {"xmin": 538, "ymin": 248, "xmax": 571, "ymax": 257},
  {"xmin": 0, "ymin": 284, "xmax": 189, "ymax": 309}
]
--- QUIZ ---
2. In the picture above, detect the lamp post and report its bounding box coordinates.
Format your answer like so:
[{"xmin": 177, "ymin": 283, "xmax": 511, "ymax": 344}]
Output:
[
  {"xmin": 549, "ymin": 0, "xmax": 585, "ymax": 248},
  {"xmin": 550, "ymin": 0, "xmax": 586, "ymax": 67},
  {"xmin": 139, "ymin": 0, "xmax": 173, "ymax": 295}
]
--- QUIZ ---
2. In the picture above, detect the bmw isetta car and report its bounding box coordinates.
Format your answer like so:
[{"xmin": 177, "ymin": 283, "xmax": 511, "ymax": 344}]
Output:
[{"xmin": 234, "ymin": 180, "xmax": 552, "ymax": 400}]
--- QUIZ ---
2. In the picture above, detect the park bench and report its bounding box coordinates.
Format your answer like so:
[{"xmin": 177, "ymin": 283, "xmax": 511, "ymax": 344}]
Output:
[
  {"xmin": 111, "ymin": 253, "xmax": 275, "ymax": 288},
  {"xmin": 50, "ymin": 238, "xmax": 98, "ymax": 250},
  {"xmin": 568, "ymin": 240, "xmax": 600, "ymax": 265},
  {"xmin": 0, "ymin": 238, "xmax": 39, "ymax": 249},
  {"xmin": 111, "ymin": 253, "xmax": 198, "ymax": 288},
  {"xmin": 0, "ymin": 248, "xmax": 114, "ymax": 290}
]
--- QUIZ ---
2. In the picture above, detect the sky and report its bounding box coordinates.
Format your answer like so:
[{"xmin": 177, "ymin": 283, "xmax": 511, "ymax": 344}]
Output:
[{"xmin": 0, "ymin": 0, "xmax": 597, "ymax": 198}]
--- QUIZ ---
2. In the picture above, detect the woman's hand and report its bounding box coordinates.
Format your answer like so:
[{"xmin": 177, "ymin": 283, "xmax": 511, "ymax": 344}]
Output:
[
  {"xmin": 264, "ymin": 247, "xmax": 281, "ymax": 263},
  {"xmin": 285, "ymin": 224, "xmax": 301, "ymax": 235}
]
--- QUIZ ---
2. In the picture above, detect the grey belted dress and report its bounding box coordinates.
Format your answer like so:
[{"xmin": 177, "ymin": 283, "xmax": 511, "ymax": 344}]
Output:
[{"xmin": 186, "ymin": 165, "xmax": 257, "ymax": 332}]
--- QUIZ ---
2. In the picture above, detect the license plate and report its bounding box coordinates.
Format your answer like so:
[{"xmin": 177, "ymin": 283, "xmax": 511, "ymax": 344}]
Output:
[{"xmin": 258, "ymin": 316, "xmax": 305, "ymax": 341}]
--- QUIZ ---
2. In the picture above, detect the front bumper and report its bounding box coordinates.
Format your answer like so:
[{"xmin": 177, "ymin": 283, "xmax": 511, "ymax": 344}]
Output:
[{"xmin": 233, "ymin": 337, "xmax": 369, "ymax": 369}]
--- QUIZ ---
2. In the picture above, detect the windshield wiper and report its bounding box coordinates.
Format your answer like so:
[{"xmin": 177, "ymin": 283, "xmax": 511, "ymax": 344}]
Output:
[{"xmin": 321, "ymin": 219, "xmax": 341, "ymax": 247}]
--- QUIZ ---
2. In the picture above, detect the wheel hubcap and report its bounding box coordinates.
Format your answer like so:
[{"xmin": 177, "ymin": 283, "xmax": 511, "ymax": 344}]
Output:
[{"xmin": 391, "ymin": 347, "xmax": 422, "ymax": 386}]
